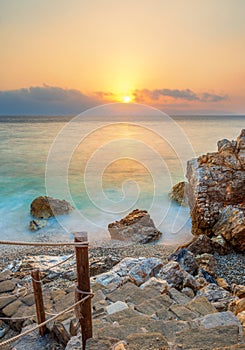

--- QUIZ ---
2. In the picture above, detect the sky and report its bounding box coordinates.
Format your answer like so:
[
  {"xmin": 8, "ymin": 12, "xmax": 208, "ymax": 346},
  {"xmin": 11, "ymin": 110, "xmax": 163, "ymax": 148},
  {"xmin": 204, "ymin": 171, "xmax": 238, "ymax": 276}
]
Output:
[{"xmin": 0, "ymin": 0, "xmax": 245, "ymax": 115}]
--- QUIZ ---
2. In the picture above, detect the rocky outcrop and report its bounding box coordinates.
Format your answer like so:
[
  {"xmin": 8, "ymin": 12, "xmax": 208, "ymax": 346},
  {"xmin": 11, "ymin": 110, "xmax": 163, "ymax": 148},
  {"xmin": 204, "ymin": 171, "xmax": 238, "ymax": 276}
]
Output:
[
  {"xmin": 108, "ymin": 209, "xmax": 162, "ymax": 244},
  {"xmin": 186, "ymin": 130, "xmax": 245, "ymax": 251},
  {"xmin": 30, "ymin": 196, "xmax": 73, "ymax": 219},
  {"xmin": 169, "ymin": 181, "xmax": 189, "ymax": 206}
]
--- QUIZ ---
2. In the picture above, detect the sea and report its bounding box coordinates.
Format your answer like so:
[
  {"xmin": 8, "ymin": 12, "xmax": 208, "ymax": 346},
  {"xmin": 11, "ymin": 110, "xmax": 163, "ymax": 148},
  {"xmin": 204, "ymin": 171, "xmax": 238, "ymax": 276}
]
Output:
[{"xmin": 0, "ymin": 105, "xmax": 244, "ymax": 245}]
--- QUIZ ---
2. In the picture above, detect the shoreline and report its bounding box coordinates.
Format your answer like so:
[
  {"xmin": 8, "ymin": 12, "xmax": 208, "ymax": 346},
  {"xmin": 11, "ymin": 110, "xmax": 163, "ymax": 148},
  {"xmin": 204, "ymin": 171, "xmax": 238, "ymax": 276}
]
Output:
[{"xmin": 0, "ymin": 240, "xmax": 179, "ymax": 271}]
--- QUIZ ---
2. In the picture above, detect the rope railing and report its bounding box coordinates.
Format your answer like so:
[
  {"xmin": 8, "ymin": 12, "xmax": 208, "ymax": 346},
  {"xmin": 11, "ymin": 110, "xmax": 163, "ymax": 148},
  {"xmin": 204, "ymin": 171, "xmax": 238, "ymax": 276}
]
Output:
[
  {"xmin": 0, "ymin": 293, "xmax": 93, "ymax": 348},
  {"xmin": 0, "ymin": 240, "xmax": 88, "ymax": 247},
  {"xmin": 0, "ymin": 232, "xmax": 93, "ymax": 349}
]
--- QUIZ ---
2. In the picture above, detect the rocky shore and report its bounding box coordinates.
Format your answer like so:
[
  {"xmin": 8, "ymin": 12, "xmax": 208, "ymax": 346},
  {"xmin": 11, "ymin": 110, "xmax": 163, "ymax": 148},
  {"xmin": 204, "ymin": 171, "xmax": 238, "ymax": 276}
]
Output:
[{"xmin": 0, "ymin": 130, "xmax": 244, "ymax": 349}]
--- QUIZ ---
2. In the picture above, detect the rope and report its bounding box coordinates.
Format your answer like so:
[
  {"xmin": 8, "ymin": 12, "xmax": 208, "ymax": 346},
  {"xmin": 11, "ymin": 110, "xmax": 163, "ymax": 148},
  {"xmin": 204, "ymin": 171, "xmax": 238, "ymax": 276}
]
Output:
[
  {"xmin": 0, "ymin": 293, "xmax": 93, "ymax": 348},
  {"xmin": 0, "ymin": 315, "xmax": 36, "ymax": 320},
  {"xmin": 0, "ymin": 241, "xmax": 88, "ymax": 247},
  {"xmin": 42, "ymin": 254, "xmax": 75, "ymax": 272},
  {"xmin": 75, "ymin": 286, "xmax": 93, "ymax": 295}
]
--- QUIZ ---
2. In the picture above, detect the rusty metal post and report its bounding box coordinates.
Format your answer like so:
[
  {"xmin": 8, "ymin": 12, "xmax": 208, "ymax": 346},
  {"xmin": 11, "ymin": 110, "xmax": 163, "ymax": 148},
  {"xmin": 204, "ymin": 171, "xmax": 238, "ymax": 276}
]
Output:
[
  {"xmin": 74, "ymin": 232, "xmax": 92, "ymax": 349},
  {"xmin": 31, "ymin": 269, "xmax": 47, "ymax": 336}
]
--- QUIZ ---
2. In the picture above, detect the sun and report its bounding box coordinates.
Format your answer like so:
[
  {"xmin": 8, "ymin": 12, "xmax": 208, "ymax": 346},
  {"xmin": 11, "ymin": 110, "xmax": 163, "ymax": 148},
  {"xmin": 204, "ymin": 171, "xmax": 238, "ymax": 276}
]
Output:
[{"xmin": 122, "ymin": 95, "xmax": 132, "ymax": 103}]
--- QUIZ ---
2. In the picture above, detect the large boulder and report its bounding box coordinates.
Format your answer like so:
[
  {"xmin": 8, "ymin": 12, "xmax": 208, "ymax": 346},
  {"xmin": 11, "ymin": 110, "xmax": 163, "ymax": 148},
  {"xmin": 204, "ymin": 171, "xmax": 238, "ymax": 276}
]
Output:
[
  {"xmin": 30, "ymin": 196, "xmax": 73, "ymax": 219},
  {"xmin": 169, "ymin": 181, "xmax": 189, "ymax": 206},
  {"xmin": 186, "ymin": 130, "xmax": 245, "ymax": 251},
  {"xmin": 108, "ymin": 209, "xmax": 162, "ymax": 244}
]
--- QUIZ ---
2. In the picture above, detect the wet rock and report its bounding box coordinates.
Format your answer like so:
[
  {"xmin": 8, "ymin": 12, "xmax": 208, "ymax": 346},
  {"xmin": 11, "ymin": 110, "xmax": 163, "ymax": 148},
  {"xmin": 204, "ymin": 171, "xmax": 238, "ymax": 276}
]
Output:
[
  {"xmin": 30, "ymin": 196, "xmax": 73, "ymax": 219},
  {"xmin": 169, "ymin": 181, "xmax": 189, "ymax": 206},
  {"xmin": 186, "ymin": 130, "xmax": 245, "ymax": 245},
  {"xmin": 168, "ymin": 248, "xmax": 198, "ymax": 275},
  {"xmin": 108, "ymin": 209, "xmax": 162, "ymax": 244},
  {"xmin": 29, "ymin": 219, "xmax": 47, "ymax": 231},
  {"xmin": 213, "ymin": 205, "xmax": 245, "ymax": 252}
]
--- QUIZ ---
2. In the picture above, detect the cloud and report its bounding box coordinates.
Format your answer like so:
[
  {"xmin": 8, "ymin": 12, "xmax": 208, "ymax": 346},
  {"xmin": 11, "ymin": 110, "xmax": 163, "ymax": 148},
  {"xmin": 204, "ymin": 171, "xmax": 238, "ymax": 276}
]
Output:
[
  {"xmin": 0, "ymin": 85, "xmax": 229, "ymax": 116},
  {"xmin": 0, "ymin": 85, "xmax": 99, "ymax": 115},
  {"xmin": 133, "ymin": 88, "xmax": 227, "ymax": 103}
]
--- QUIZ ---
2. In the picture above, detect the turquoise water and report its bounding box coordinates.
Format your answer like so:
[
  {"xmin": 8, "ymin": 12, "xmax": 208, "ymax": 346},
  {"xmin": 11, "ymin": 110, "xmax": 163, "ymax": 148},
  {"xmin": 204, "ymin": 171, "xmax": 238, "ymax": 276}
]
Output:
[{"xmin": 0, "ymin": 112, "xmax": 244, "ymax": 244}]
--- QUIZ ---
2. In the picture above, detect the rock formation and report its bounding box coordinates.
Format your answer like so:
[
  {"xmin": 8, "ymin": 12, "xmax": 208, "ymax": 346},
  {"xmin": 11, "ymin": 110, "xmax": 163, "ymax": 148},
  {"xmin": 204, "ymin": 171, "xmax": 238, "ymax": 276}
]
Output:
[
  {"xmin": 108, "ymin": 209, "xmax": 162, "ymax": 244},
  {"xmin": 30, "ymin": 196, "xmax": 73, "ymax": 219},
  {"xmin": 186, "ymin": 129, "xmax": 245, "ymax": 251},
  {"xmin": 169, "ymin": 181, "xmax": 189, "ymax": 206}
]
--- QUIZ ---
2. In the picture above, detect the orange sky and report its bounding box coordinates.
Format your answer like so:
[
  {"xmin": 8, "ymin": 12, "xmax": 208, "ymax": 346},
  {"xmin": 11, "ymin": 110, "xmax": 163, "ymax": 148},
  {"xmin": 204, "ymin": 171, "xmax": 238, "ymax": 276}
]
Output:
[{"xmin": 0, "ymin": 0, "xmax": 245, "ymax": 114}]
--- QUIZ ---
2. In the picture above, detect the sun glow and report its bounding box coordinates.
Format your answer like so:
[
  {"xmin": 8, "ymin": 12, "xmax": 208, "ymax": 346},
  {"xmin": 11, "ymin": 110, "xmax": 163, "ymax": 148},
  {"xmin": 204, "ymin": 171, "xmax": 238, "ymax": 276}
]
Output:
[{"xmin": 122, "ymin": 95, "xmax": 132, "ymax": 103}]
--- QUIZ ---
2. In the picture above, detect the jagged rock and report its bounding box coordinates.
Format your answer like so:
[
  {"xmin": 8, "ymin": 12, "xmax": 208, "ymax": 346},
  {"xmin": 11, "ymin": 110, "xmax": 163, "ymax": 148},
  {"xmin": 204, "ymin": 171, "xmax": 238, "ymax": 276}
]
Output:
[
  {"xmin": 213, "ymin": 205, "xmax": 245, "ymax": 251},
  {"xmin": 92, "ymin": 257, "xmax": 163, "ymax": 288},
  {"xmin": 30, "ymin": 196, "xmax": 73, "ymax": 219},
  {"xmin": 128, "ymin": 258, "xmax": 163, "ymax": 286},
  {"xmin": 211, "ymin": 234, "xmax": 230, "ymax": 255},
  {"xmin": 29, "ymin": 219, "xmax": 47, "ymax": 231},
  {"xmin": 139, "ymin": 277, "xmax": 168, "ymax": 293},
  {"xmin": 232, "ymin": 284, "xmax": 245, "ymax": 298},
  {"xmin": 169, "ymin": 181, "xmax": 189, "ymax": 206},
  {"xmin": 168, "ymin": 248, "xmax": 198, "ymax": 275},
  {"xmin": 186, "ymin": 130, "xmax": 245, "ymax": 250},
  {"xmin": 229, "ymin": 298, "xmax": 245, "ymax": 315},
  {"xmin": 158, "ymin": 261, "xmax": 198, "ymax": 291},
  {"xmin": 181, "ymin": 287, "xmax": 195, "ymax": 298},
  {"xmin": 195, "ymin": 253, "xmax": 217, "ymax": 277},
  {"xmin": 217, "ymin": 278, "xmax": 230, "ymax": 291},
  {"xmin": 186, "ymin": 235, "xmax": 214, "ymax": 255},
  {"xmin": 108, "ymin": 209, "xmax": 162, "ymax": 244},
  {"xmin": 197, "ymin": 283, "xmax": 233, "ymax": 310}
]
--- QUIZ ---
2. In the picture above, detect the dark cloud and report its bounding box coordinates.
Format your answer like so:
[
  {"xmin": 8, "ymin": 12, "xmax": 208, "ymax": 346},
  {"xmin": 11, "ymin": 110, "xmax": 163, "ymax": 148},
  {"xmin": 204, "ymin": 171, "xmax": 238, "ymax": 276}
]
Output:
[
  {"xmin": 133, "ymin": 88, "xmax": 227, "ymax": 103},
  {"xmin": 0, "ymin": 85, "xmax": 228, "ymax": 116},
  {"xmin": 0, "ymin": 85, "xmax": 99, "ymax": 115},
  {"xmin": 201, "ymin": 92, "xmax": 228, "ymax": 102}
]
